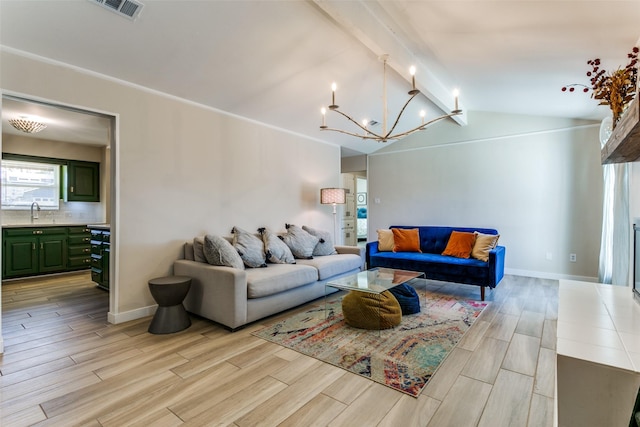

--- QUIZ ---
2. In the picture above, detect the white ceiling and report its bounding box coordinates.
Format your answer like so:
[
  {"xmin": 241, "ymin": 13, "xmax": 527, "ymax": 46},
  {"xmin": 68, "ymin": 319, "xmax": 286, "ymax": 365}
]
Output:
[{"xmin": 1, "ymin": 0, "xmax": 639, "ymax": 156}]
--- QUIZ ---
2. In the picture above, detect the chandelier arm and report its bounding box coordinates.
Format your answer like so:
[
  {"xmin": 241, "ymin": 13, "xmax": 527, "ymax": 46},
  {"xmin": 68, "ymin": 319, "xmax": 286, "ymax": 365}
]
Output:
[
  {"xmin": 330, "ymin": 108, "xmax": 385, "ymax": 139},
  {"xmin": 383, "ymin": 92, "xmax": 419, "ymax": 138},
  {"xmin": 320, "ymin": 126, "xmax": 392, "ymax": 141},
  {"xmin": 387, "ymin": 112, "xmax": 462, "ymax": 140}
]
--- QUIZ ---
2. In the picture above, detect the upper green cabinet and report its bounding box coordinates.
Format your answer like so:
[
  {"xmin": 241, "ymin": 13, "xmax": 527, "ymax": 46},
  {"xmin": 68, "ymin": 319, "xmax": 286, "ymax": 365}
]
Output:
[{"xmin": 64, "ymin": 161, "xmax": 100, "ymax": 202}]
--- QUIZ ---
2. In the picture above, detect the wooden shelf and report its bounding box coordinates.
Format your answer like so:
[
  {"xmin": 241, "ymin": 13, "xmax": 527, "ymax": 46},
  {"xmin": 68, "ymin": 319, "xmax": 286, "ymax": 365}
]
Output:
[{"xmin": 602, "ymin": 95, "xmax": 640, "ymax": 164}]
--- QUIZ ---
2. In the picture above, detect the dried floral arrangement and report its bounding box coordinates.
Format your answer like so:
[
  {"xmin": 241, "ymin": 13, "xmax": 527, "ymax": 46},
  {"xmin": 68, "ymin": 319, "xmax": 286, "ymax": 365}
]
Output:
[{"xmin": 562, "ymin": 47, "xmax": 638, "ymax": 128}]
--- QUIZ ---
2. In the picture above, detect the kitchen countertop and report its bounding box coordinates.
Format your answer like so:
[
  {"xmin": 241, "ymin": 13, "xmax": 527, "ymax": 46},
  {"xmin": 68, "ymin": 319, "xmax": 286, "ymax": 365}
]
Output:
[
  {"xmin": 87, "ymin": 224, "xmax": 111, "ymax": 230},
  {"xmin": 2, "ymin": 223, "xmax": 110, "ymax": 229}
]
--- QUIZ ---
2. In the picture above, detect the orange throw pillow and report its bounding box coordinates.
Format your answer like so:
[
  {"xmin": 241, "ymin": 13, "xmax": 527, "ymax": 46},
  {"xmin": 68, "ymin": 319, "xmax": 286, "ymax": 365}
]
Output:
[
  {"xmin": 442, "ymin": 231, "xmax": 476, "ymax": 258},
  {"xmin": 392, "ymin": 228, "xmax": 422, "ymax": 252}
]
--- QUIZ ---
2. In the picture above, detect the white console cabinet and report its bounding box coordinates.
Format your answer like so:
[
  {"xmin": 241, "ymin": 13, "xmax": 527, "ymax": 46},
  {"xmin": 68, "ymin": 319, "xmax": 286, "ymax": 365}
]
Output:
[{"xmin": 557, "ymin": 280, "xmax": 640, "ymax": 427}]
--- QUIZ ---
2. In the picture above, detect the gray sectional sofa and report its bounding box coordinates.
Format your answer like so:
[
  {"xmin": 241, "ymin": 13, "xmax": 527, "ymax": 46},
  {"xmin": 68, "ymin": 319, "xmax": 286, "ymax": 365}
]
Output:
[{"xmin": 174, "ymin": 240, "xmax": 365, "ymax": 331}]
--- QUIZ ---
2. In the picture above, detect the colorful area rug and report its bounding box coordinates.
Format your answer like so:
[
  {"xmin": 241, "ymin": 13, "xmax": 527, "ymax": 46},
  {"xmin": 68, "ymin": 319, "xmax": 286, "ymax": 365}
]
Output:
[{"xmin": 253, "ymin": 290, "xmax": 488, "ymax": 397}]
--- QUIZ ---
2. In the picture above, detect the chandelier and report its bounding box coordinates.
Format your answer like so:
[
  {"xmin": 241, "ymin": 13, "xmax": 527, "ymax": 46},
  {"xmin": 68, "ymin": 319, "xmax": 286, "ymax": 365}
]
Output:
[
  {"xmin": 320, "ymin": 55, "xmax": 462, "ymax": 142},
  {"xmin": 8, "ymin": 117, "xmax": 47, "ymax": 134}
]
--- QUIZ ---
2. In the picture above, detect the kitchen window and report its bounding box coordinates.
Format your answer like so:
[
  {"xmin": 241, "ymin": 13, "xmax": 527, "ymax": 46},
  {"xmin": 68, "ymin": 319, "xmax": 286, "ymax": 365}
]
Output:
[{"xmin": 1, "ymin": 159, "xmax": 60, "ymax": 210}]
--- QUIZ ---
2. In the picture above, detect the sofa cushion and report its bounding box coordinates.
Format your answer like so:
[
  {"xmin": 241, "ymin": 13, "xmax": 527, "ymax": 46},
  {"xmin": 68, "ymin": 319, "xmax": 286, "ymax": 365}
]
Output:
[
  {"xmin": 392, "ymin": 228, "xmax": 421, "ymax": 252},
  {"xmin": 369, "ymin": 251, "xmax": 489, "ymax": 283},
  {"xmin": 258, "ymin": 227, "xmax": 296, "ymax": 264},
  {"xmin": 193, "ymin": 237, "xmax": 206, "ymax": 263},
  {"xmin": 442, "ymin": 231, "xmax": 476, "ymax": 259},
  {"xmin": 302, "ymin": 225, "xmax": 337, "ymax": 256},
  {"xmin": 390, "ymin": 226, "xmax": 498, "ymax": 254},
  {"xmin": 472, "ymin": 232, "xmax": 500, "ymax": 262},
  {"xmin": 296, "ymin": 253, "xmax": 363, "ymax": 280},
  {"xmin": 281, "ymin": 224, "xmax": 319, "ymax": 259},
  {"xmin": 231, "ymin": 227, "xmax": 267, "ymax": 268},
  {"xmin": 246, "ymin": 263, "xmax": 318, "ymax": 298},
  {"xmin": 377, "ymin": 229, "xmax": 395, "ymax": 252},
  {"xmin": 203, "ymin": 234, "xmax": 244, "ymax": 270}
]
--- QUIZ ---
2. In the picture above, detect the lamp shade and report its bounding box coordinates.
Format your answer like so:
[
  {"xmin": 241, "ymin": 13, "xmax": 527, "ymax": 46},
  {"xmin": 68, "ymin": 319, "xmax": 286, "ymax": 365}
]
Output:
[{"xmin": 320, "ymin": 188, "xmax": 346, "ymax": 205}]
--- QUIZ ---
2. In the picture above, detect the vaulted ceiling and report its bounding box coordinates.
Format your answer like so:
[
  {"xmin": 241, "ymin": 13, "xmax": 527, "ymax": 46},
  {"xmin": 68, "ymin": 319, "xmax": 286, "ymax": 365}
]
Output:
[{"xmin": 1, "ymin": 1, "xmax": 639, "ymax": 156}]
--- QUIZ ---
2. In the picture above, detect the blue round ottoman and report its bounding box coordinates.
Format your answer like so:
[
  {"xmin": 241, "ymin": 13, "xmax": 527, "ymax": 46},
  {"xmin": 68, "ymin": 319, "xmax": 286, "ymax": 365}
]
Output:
[{"xmin": 388, "ymin": 283, "xmax": 421, "ymax": 315}]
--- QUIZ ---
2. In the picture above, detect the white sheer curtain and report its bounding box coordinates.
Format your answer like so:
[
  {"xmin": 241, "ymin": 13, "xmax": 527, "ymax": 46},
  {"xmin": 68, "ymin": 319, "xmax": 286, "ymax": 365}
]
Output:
[{"xmin": 598, "ymin": 160, "xmax": 630, "ymax": 285}]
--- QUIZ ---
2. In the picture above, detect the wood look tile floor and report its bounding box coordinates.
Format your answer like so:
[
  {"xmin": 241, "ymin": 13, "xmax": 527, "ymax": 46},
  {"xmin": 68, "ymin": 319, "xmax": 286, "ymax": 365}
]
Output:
[{"xmin": 0, "ymin": 272, "xmax": 558, "ymax": 426}]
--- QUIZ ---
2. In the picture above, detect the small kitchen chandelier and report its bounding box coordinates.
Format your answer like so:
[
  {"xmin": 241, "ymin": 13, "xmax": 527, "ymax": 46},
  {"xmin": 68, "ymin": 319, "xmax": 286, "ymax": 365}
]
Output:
[
  {"xmin": 320, "ymin": 54, "xmax": 462, "ymax": 142},
  {"xmin": 8, "ymin": 117, "xmax": 47, "ymax": 134}
]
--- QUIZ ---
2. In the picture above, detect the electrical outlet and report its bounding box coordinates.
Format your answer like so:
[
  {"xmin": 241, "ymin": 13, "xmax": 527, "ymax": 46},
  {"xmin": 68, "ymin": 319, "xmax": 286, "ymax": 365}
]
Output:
[{"xmin": 569, "ymin": 253, "xmax": 577, "ymax": 262}]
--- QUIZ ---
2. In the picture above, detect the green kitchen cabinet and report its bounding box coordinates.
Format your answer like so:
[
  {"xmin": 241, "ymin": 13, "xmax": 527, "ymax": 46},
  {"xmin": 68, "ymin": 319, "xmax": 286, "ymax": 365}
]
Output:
[
  {"xmin": 67, "ymin": 226, "xmax": 92, "ymax": 270},
  {"xmin": 3, "ymin": 227, "xmax": 67, "ymax": 278},
  {"xmin": 4, "ymin": 235, "xmax": 38, "ymax": 277},
  {"xmin": 39, "ymin": 234, "xmax": 67, "ymax": 273},
  {"xmin": 64, "ymin": 161, "xmax": 100, "ymax": 202}
]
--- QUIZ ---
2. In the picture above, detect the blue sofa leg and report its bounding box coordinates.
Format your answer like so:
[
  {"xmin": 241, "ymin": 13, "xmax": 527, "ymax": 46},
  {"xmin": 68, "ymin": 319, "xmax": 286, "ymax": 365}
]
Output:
[{"xmin": 481, "ymin": 286, "xmax": 485, "ymax": 301}]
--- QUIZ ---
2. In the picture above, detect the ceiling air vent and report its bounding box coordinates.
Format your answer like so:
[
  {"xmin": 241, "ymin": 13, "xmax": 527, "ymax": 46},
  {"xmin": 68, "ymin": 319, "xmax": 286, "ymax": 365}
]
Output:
[{"xmin": 89, "ymin": 0, "xmax": 144, "ymax": 21}]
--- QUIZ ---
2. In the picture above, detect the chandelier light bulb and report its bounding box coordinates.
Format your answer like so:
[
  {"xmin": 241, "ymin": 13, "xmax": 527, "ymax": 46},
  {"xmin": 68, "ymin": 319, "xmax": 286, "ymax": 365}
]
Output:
[
  {"xmin": 362, "ymin": 119, "xmax": 368, "ymax": 128},
  {"xmin": 409, "ymin": 65, "xmax": 417, "ymax": 91},
  {"xmin": 453, "ymin": 89, "xmax": 460, "ymax": 112},
  {"xmin": 320, "ymin": 107, "xmax": 327, "ymax": 128},
  {"xmin": 330, "ymin": 82, "xmax": 338, "ymax": 109}
]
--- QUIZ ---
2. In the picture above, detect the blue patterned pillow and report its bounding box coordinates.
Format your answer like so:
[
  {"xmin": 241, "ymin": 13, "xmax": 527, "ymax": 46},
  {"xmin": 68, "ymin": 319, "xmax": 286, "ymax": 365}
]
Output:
[
  {"xmin": 302, "ymin": 225, "xmax": 337, "ymax": 256},
  {"xmin": 280, "ymin": 224, "xmax": 319, "ymax": 259},
  {"xmin": 258, "ymin": 227, "xmax": 295, "ymax": 264},
  {"xmin": 231, "ymin": 227, "xmax": 267, "ymax": 268}
]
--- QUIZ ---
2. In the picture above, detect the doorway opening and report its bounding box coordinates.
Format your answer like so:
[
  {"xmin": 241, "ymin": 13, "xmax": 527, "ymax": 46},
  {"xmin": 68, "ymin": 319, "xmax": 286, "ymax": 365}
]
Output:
[{"xmin": 1, "ymin": 93, "xmax": 117, "ymax": 327}]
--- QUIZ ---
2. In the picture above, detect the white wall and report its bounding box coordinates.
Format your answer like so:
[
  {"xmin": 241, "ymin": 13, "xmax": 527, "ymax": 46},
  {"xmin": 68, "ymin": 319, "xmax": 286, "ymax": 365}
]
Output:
[
  {"xmin": 1, "ymin": 50, "xmax": 341, "ymax": 325},
  {"xmin": 368, "ymin": 111, "xmax": 603, "ymax": 280}
]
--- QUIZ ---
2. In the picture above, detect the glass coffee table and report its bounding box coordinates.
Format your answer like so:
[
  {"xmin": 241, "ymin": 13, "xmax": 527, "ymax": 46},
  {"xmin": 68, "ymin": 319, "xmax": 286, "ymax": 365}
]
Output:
[{"xmin": 325, "ymin": 267, "xmax": 426, "ymax": 330}]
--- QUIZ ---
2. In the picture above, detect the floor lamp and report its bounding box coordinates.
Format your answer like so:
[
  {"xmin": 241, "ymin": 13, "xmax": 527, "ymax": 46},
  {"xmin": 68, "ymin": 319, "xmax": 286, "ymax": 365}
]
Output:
[{"xmin": 320, "ymin": 187, "xmax": 346, "ymax": 243}]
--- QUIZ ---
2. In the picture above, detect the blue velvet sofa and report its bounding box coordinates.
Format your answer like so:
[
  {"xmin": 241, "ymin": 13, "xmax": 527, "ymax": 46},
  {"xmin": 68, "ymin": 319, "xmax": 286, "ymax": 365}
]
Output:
[{"xmin": 366, "ymin": 226, "xmax": 505, "ymax": 300}]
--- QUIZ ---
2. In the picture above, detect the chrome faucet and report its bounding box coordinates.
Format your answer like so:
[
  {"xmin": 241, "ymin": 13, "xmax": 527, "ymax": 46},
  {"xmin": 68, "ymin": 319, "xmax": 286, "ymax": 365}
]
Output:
[{"xmin": 30, "ymin": 201, "xmax": 40, "ymax": 223}]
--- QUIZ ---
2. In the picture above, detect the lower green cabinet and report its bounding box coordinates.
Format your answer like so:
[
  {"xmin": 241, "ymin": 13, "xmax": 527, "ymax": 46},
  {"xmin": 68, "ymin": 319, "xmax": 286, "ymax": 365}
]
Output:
[
  {"xmin": 4, "ymin": 235, "xmax": 39, "ymax": 277},
  {"xmin": 2, "ymin": 226, "xmax": 97, "ymax": 279},
  {"xmin": 39, "ymin": 234, "xmax": 67, "ymax": 272},
  {"xmin": 67, "ymin": 226, "xmax": 92, "ymax": 270}
]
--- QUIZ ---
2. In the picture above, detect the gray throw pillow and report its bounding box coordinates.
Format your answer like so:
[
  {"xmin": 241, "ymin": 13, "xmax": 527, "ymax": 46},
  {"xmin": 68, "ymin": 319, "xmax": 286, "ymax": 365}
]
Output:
[
  {"xmin": 280, "ymin": 224, "xmax": 319, "ymax": 259},
  {"xmin": 203, "ymin": 234, "xmax": 244, "ymax": 270},
  {"xmin": 193, "ymin": 236, "xmax": 206, "ymax": 262},
  {"xmin": 258, "ymin": 227, "xmax": 296, "ymax": 264},
  {"xmin": 231, "ymin": 226, "xmax": 267, "ymax": 268},
  {"xmin": 302, "ymin": 225, "xmax": 337, "ymax": 256}
]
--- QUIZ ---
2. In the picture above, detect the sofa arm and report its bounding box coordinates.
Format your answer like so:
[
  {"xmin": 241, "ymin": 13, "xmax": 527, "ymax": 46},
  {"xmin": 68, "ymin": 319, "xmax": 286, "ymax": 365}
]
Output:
[
  {"xmin": 174, "ymin": 259, "xmax": 248, "ymax": 330},
  {"xmin": 488, "ymin": 245, "xmax": 506, "ymax": 287},
  {"xmin": 365, "ymin": 241, "xmax": 379, "ymax": 268},
  {"xmin": 335, "ymin": 245, "xmax": 365, "ymax": 270}
]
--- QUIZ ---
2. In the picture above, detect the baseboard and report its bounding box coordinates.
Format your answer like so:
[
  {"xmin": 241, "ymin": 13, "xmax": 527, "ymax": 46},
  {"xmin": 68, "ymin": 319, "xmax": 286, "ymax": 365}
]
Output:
[
  {"xmin": 108, "ymin": 304, "xmax": 157, "ymax": 324},
  {"xmin": 506, "ymin": 268, "xmax": 598, "ymax": 283}
]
